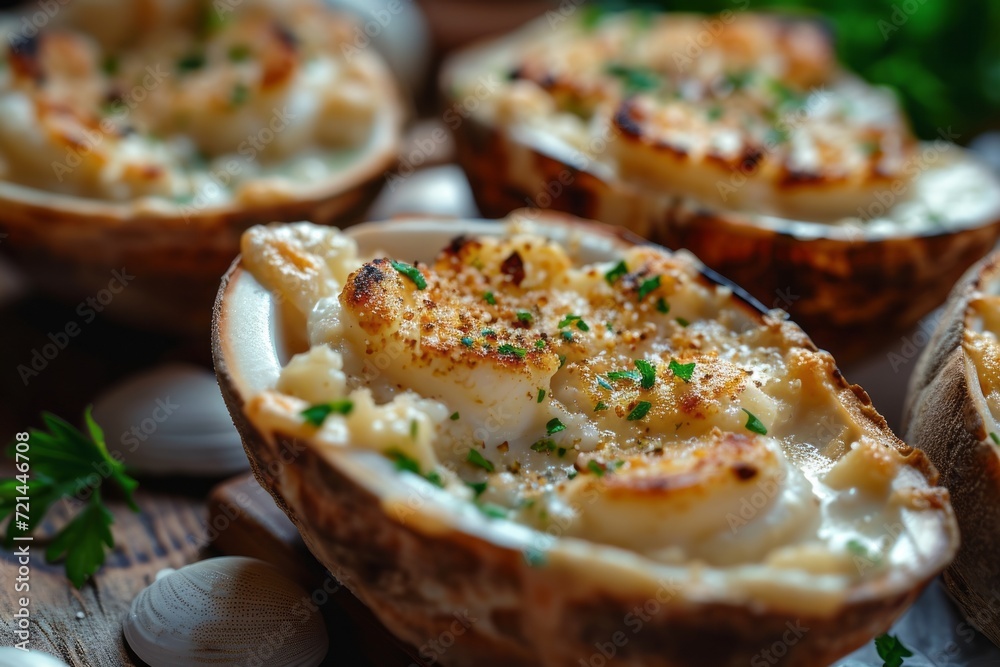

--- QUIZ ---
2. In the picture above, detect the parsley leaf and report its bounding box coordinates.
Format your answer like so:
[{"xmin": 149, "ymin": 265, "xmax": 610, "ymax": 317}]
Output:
[
  {"xmin": 656, "ymin": 297, "xmax": 670, "ymax": 314},
  {"xmin": 874, "ymin": 634, "xmax": 913, "ymax": 667},
  {"xmin": 546, "ymin": 418, "xmax": 566, "ymax": 435},
  {"xmin": 1, "ymin": 408, "xmax": 139, "ymax": 587},
  {"xmin": 606, "ymin": 63, "xmax": 660, "ymax": 92},
  {"xmin": 517, "ymin": 311, "xmax": 534, "ymax": 323},
  {"xmin": 634, "ymin": 359, "xmax": 656, "ymax": 390},
  {"xmin": 530, "ymin": 439, "xmax": 557, "ymax": 453},
  {"xmin": 389, "ymin": 259, "xmax": 427, "ymax": 290},
  {"xmin": 597, "ymin": 377, "xmax": 613, "ymax": 391},
  {"xmin": 627, "ymin": 401, "xmax": 652, "ymax": 421},
  {"xmin": 466, "ymin": 449, "xmax": 495, "ymax": 472},
  {"xmin": 301, "ymin": 400, "xmax": 353, "ymax": 426},
  {"xmin": 466, "ymin": 481, "xmax": 487, "ymax": 497},
  {"xmin": 450, "ymin": 412, "xmax": 460, "ymax": 421},
  {"xmin": 595, "ymin": 402, "xmax": 609, "ymax": 411},
  {"xmin": 387, "ymin": 449, "xmax": 420, "ymax": 474},
  {"xmin": 605, "ymin": 260, "xmax": 628, "ymax": 284},
  {"xmin": 558, "ymin": 314, "xmax": 589, "ymax": 331},
  {"xmin": 461, "ymin": 336, "xmax": 474, "ymax": 347},
  {"xmin": 742, "ymin": 409, "xmax": 767, "ymax": 435},
  {"xmin": 586, "ymin": 460, "xmax": 607, "ymax": 477},
  {"xmin": 676, "ymin": 317, "xmax": 690, "ymax": 327},
  {"xmin": 991, "ymin": 432, "xmax": 1000, "ymax": 445},
  {"xmin": 638, "ymin": 275, "xmax": 661, "ymax": 301},
  {"xmin": 498, "ymin": 344, "xmax": 527, "ymax": 359},
  {"xmin": 607, "ymin": 370, "xmax": 641, "ymax": 382},
  {"xmin": 537, "ymin": 388, "xmax": 546, "ymax": 403},
  {"xmin": 483, "ymin": 291, "xmax": 496, "ymax": 305},
  {"xmin": 668, "ymin": 359, "xmax": 695, "ymax": 383}
]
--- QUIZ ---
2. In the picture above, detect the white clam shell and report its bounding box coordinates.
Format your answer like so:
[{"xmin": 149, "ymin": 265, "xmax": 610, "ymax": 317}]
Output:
[
  {"xmin": 123, "ymin": 557, "xmax": 328, "ymax": 667},
  {"xmin": 0, "ymin": 649, "xmax": 69, "ymax": 667},
  {"xmin": 92, "ymin": 363, "xmax": 249, "ymax": 476}
]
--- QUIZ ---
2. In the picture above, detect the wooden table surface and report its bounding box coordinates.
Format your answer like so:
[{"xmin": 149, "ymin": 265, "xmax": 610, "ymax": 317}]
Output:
[{"xmin": 0, "ymin": 288, "xmax": 419, "ymax": 665}]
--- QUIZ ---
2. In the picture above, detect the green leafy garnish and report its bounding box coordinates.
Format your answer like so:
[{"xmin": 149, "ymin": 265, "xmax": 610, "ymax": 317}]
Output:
[
  {"xmin": 605, "ymin": 260, "xmax": 628, "ymax": 284},
  {"xmin": 558, "ymin": 354, "xmax": 567, "ymax": 369},
  {"xmin": 595, "ymin": 402, "xmax": 609, "ymax": 412},
  {"xmin": 558, "ymin": 314, "xmax": 589, "ymax": 331},
  {"xmin": 461, "ymin": 336, "xmax": 474, "ymax": 347},
  {"xmin": 597, "ymin": 377, "xmax": 613, "ymax": 391},
  {"xmin": 546, "ymin": 418, "xmax": 567, "ymax": 435},
  {"xmin": 535, "ymin": 339, "xmax": 547, "ymax": 349},
  {"xmin": 466, "ymin": 449, "xmax": 495, "ymax": 472},
  {"xmin": 450, "ymin": 412, "xmax": 460, "ymax": 421},
  {"xmin": 482, "ymin": 328, "xmax": 496, "ymax": 338},
  {"xmin": 606, "ymin": 63, "xmax": 660, "ymax": 92},
  {"xmin": 409, "ymin": 420, "xmax": 418, "ymax": 440},
  {"xmin": 627, "ymin": 401, "xmax": 652, "ymax": 421},
  {"xmin": 530, "ymin": 439, "xmax": 557, "ymax": 453},
  {"xmin": 537, "ymin": 389, "xmax": 546, "ymax": 403},
  {"xmin": 387, "ymin": 449, "xmax": 420, "ymax": 474},
  {"xmin": 228, "ymin": 44, "xmax": 252, "ymax": 62},
  {"xmin": 668, "ymin": 359, "xmax": 695, "ymax": 383},
  {"xmin": 389, "ymin": 259, "xmax": 427, "ymax": 290},
  {"xmin": 477, "ymin": 502, "xmax": 508, "ymax": 519},
  {"xmin": 990, "ymin": 432, "xmax": 1000, "ymax": 445},
  {"xmin": 176, "ymin": 52, "xmax": 206, "ymax": 72},
  {"xmin": 498, "ymin": 344, "xmax": 527, "ymax": 359},
  {"xmin": 301, "ymin": 400, "xmax": 353, "ymax": 426},
  {"xmin": 742, "ymin": 409, "xmax": 767, "ymax": 435},
  {"xmin": 1, "ymin": 408, "xmax": 139, "ymax": 588},
  {"xmin": 634, "ymin": 359, "xmax": 656, "ymax": 390},
  {"xmin": 586, "ymin": 460, "xmax": 607, "ymax": 477},
  {"xmin": 637, "ymin": 275, "xmax": 661, "ymax": 301},
  {"xmin": 483, "ymin": 291, "xmax": 497, "ymax": 305},
  {"xmin": 656, "ymin": 298, "xmax": 670, "ymax": 314},
  {"xmin": 607, "ymin": 370, "xmax": 641, "ymax": 383},
  {"xmin": 517, "ymin": 311, "xmax": 534, "ymax": 323},
  {"xmin": 676, "ymin": 317, "xmax": 690, "ymax": 327},
  {"xmin": 466, "ymin": 481, "xmax": 487, "ymax": 497},
  {"xmin": 874, "ymin": 634, "xmax": 913, "ymax": 667}
]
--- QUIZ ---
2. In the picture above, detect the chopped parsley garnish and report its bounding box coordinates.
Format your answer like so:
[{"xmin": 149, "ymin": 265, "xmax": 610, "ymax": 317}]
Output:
[
  {"xmin": 535, "ymin": 339, "xmax": 547, "ymax": 349},
  {"xmin": 483, "ymin": 291, "xmax": 497, "ymax": 305},
  {"xmin": 450, "ymin": 412, "xmax": 460, "ymax": 421},
  {"xmin": 668, "ymin": 359, "xmax": 695, "ymax": 383},
  {"xmin": 387, "ymin": 449, "xmax": 420, "ymax": 474},
  {"xmin": 627, "ymin": 401, "xmax": 652, "ymax": 421},
  {"xmin": 561, "ymin": 331, "xmax": 574, "ymax": 342},
  {"xmin": 537, "ymin": 388, "xmax": 546, "ymax": 403},
  {"xmin": 228, "ymin": 44, "xmax": 252, "ymax": 62},
  {"xmin": 656, "ymin": 297, "xmax": 670, "ymax": 314},
  {"xmin": 176, "ymin": 52, "xmax": 206, "ymax": 72},
  {"xmin": 482, "ymin": 328, "xmax": 497, "ymax": 337},
  {"xmin": 466, "ymin": 481, "xmax": 487, "ymax": 497},
  {"xmin": 635, "ymin": 359, "xmax": 656, "ymax": 390},
  {"xmin": 607, "ymin": 370, "xmax": 641, "ymax": 382},
  {"xmin": 595, "ymin": 402, "xmax": 609, "ymax": 411},
  {"xmin": 409, "ymin": 419, "xmax": 418, "ymax": 440},
  {"xmin": 301, "ymin": 400, "xmax": 354, "ymax": 426},
  {"xmin": 517, "ymin": 311, "xmax": 534, "ymax": 323},
  {"xmin": 425, "ymin": 471, "xmax": 443, "ymax": 488},
  {"xmin": 676, "ymin": 317, "xmax": 690, "ymax": 327},
  {"xmin": 466, "ymin": 449, "xmax": 495, "ymax": 472},
  {"xmin": 477, "ymin": 502, "xmax": 508, "ymax": 519},
  {"xmin": 991, "ymin": 432, "xmax": 1000, "ymax": 445},
  {"xmin": 874, "ymin": 634, "xmax": 913, "ymax": 667},
  {"xmin": 587, "ymin": 460, "xmax": 607, "ymax": 477},
  {"xmin": 558, "ymin": 354, "xmax": 567, "ymax": 369},
  {"xmin": 498, "ymin": 344, "xmax": 527, "ymax": 359},
  {"xmin": 606, "ymin": 63, "xmax": 660, "ymax": 92},
  {"xmin": 101, "ymin": 54, "xmax": 119, "ymax": 76},
  {"xmin": 568, "ymin": 470, "xmax": 578, "ymax": 480},
  {"xmin": 230, "ymin": 82, "xmax": 249, "ymax": 106},
  {"xmin": 461, "ymin": 336, "xmax": 474, "ymax": 347},
  {"xmin": 389, "ymin": 259, "xmax": 427, "ymax": 290},
  {"xmin": 597, "ymin": 377, "xmax": 613, "ymax": 391},
  {"xmin": 558, "ymin": 314, "xmax": 589, "ymax": 331},
  {"xmin": 742, "ymin": 409, "xmax": 767, "ymax": 435},
  {"xmin": 637, "ymin": 275, "xmax": 661, "ymax": 301},
  {"xmin": 530, "ymin": 439, "xmax": 557, "ymax": 453},
  {"xmin": 605, "ymin": 260, "xmax": 628, "ymax": 284},
  {"xmin": 605, "ymin": 321, "xmax": 615, "ymax": 332},
  {"xmin": 546, "ymin": 418, "xmax": 567, "ymax": 435}
]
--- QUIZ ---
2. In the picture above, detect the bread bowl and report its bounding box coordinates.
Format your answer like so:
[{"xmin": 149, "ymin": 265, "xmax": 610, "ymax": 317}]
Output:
[
  {"xmin": 213, "ymin": 209, "xmax": 958, "ymax": 666},
  {"xmin": 904, "ymin": 251, "xmax": 1000, "ymax": 647},
  {"xmin": 440, "ymin": 10, "xmax": 1000, "ymax": 360},
  {"xmin": 0, "ymin": 0, "xmax": 404, "ymax": 333}
]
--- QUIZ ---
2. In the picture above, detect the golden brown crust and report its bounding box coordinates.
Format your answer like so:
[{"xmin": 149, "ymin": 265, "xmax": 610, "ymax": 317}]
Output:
[
  {"xmin": 904, "ymin": 253, "xmax": 1000, "ymax": 646},
  {"xmin": 452, "ymin": 117, "xmax": 1000, "ymax": 361},
  {"xmin": 214, "ymin": 214, "xmax": 958, "ymax": 666}
]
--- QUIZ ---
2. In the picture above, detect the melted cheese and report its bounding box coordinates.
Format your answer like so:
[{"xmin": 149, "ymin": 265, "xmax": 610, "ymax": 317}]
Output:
[
  {"xmin": 0, "ymin": 0, "xmax": 389, "ymax": 203},
  {"xmin": 447, "ymin": 11, "xmax": 1000, "ymax": 234},
  {"xmin": 240, "ymin": 219, "xmax": 936, "ymax": 579}
]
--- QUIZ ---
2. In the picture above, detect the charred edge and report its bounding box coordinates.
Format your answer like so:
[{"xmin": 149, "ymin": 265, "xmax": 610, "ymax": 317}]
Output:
[
  {"xmin": 444, "ymin": 234, "xmax": 471, "ymax": 257},
  {"xmin": 347, "ymin": 259, "xmax": 389, "ymax": 306},
  {"xmin": 613, "ymin": 102, "xmax": 643, "ymax": 138},
  {"xmin": 501, "ymin": 251, "xmax": 526, "ymax": 286},
  {"xmin": 732, "ymin": 463, "xmax": 759, "ymax": 481}
]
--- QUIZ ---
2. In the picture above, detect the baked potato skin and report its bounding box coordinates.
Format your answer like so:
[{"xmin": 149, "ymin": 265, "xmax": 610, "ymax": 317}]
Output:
[
  {"xmin": 0, "ymin": 158, "xmax": 387, "ymax": 335},
  {"xmin": 214, "ymin": 233, "xmax": 953, "ymax": 667},
  {"xmin": 454, "ymin": 116, "xmax": 1000, "ymax": 362},
  {"xmin": 904, "ymin": 254, "xmax": 1000, "ymax": 646}
]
